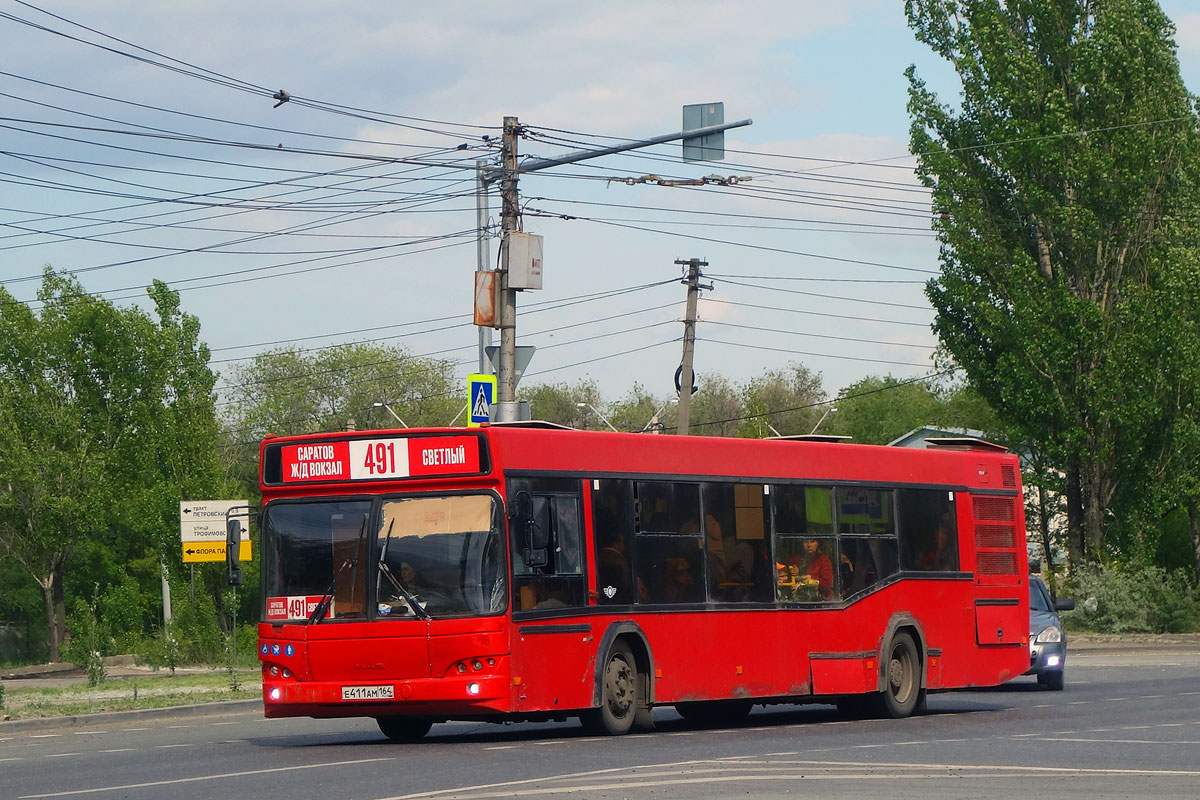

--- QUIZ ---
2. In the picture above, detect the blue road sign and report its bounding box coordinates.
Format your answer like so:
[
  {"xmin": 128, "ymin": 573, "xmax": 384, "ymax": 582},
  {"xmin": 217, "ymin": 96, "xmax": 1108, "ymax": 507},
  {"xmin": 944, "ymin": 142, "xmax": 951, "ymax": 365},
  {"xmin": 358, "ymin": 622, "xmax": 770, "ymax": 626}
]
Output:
[{"xmin": 467, "ymin": 374, "xmax": 496, "ymax": 427}]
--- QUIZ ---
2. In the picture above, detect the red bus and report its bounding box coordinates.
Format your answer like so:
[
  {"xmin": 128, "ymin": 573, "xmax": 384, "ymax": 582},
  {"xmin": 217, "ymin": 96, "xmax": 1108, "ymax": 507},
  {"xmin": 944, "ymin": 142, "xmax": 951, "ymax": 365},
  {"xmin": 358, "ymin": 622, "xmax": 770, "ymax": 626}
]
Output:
[{"xmin": 256, "ymin": 423, "xmax": 1029, "ymax": 741}]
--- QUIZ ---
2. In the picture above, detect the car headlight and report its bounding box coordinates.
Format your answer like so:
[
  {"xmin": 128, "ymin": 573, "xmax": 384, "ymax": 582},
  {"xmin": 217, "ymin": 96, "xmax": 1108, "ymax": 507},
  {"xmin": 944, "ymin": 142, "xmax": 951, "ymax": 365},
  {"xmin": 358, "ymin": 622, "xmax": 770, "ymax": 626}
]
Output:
[{"xmin": 1035, "ymin": 625, "xmax": 1062, "ymax": 643}]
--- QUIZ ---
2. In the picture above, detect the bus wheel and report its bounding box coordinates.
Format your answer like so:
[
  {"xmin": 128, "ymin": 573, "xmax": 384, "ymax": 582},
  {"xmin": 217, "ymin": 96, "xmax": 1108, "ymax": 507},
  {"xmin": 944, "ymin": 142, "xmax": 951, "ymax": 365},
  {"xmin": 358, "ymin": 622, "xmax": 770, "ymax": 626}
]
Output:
[
  {"xmin": 581, "ymin": 642, "xmax": 638, "ymax": 735},
  {"xmin": 376, "ymin": 716, "xmax": 433, "ymax": 742},
  {"xmin": 877, "ymin": 631, "xmax": 922, "ymax": 718},
  {"xmin": 675, "ymin": 699, "xmax": 753, "ymax": 727}
]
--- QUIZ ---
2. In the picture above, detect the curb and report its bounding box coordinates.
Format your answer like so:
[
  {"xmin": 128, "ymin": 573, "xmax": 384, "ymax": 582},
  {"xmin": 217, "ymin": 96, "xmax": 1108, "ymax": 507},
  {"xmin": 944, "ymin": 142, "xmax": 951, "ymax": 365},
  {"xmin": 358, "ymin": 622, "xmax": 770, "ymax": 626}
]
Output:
[{"xmin": 0, "ymin": 699, "xmax": 262, "ymax": 733}]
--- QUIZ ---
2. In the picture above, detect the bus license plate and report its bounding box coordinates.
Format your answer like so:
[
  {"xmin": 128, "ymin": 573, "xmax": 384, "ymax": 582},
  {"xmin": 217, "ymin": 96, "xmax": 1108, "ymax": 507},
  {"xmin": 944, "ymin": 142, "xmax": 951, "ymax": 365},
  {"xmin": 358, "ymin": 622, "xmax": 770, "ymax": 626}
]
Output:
[{"xmin": 341, "ymin": 685, "xmax": 394, "ymax": 701}]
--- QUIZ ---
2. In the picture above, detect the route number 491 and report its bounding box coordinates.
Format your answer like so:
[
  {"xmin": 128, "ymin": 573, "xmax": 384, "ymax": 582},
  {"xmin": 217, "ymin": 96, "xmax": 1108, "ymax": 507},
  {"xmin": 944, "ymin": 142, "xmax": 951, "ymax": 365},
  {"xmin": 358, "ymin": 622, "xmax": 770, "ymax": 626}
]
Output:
[
  {"xmin": 362, "ymin": 441, "xmax": 399, "ymax": 475},
  {"xmin": 348, "ymin": 438, "xmax": 409, "ymax": 480}
]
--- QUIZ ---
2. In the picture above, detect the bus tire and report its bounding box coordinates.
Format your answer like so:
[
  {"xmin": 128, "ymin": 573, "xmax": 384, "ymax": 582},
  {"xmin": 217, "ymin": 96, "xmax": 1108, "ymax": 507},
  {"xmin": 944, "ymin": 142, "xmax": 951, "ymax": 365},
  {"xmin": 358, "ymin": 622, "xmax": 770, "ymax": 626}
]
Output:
[
  {"xmin": 876, "ymin": 631, "xmax": 922, "ymax": 718},
  {"xmin": 581, "ymin": 642, "xmax": 638, "ymax": 735},
  {"xmin": 376, "ymin": 716, "xmax": 433, "ymax": 742},
  {"xmin": 674, "ymin": 699, "xmax": 753, "ymax": 727}
]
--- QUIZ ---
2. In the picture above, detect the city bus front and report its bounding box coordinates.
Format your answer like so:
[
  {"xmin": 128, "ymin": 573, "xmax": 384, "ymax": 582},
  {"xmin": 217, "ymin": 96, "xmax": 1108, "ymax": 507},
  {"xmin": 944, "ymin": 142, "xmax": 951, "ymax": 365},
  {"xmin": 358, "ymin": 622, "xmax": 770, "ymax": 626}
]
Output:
[{"xmin": 256, "ymin": 433, "xmax": 512, "ymax": 725}]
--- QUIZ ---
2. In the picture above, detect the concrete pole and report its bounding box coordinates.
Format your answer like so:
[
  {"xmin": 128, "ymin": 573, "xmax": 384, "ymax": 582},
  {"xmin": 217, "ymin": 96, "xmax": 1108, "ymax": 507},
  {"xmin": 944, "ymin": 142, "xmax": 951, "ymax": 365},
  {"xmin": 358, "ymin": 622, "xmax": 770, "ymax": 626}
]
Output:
[
  {"xmin": 675, "ymin": 258, "xmax": 707, "ymax": 435},
  {"xmin": 475, "ymin": 160, "xmax": 492, "ymax": 374},
  {"xmin": 496, "ymin": 116, "xmax": 521, "ymax": 419}
]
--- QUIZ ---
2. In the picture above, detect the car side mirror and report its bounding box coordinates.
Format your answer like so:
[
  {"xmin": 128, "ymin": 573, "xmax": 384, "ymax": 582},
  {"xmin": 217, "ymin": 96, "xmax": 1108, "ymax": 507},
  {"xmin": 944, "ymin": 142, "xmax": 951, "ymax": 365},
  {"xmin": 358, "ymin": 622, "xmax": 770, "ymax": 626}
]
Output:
[{"xmin": 1054, "ymin": 597, "xmax": 1075, "ymax": 612}]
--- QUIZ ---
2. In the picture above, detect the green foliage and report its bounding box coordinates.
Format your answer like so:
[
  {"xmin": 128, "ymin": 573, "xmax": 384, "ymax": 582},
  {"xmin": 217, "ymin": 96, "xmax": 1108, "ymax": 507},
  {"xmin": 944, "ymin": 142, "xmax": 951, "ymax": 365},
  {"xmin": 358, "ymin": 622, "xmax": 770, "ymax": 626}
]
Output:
[
  {"xmin": 519, "ymin": 380, "xmax": 605, "ymax": 428},
  {"xmin": 1063, "ymin": 563, "xmax": 1200, "ymax": 633},
  {"xmin": 63, "ymin": 586, "xmax": 107, "ymax": 686},
  {"xmin": 0, "ymin": 680, "xmax": 5, "ymax": 710},
  {"xmin": 905, "ymin": 0, "xmax": 1200, "ymax": 563},
  {"xmin": 169, "ymin": 589, "xmax": 225, "ymax": 665},
  {"xmin": 0, "ymin": 272, "xmax": 224, "ymax": 661},
  {"xmin": 736, "ymin": 364, "xmax": 826, "ymax": 438}
]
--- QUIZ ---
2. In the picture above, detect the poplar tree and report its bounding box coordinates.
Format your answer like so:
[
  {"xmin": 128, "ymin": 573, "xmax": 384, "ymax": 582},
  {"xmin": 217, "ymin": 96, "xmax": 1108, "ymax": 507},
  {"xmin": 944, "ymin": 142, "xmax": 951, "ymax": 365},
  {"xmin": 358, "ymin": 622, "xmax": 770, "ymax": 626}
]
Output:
[{"xmin": 905, "ymin": 0, "xmax": 1200, "ymax": 564}]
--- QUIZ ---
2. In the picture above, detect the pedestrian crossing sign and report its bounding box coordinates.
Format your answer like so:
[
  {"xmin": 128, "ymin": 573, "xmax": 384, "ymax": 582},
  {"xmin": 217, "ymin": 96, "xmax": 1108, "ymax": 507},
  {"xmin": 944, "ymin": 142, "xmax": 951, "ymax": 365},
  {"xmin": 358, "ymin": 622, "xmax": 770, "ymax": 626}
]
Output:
[{"xmin": 467, "ymin": 374, "xmax": 496, "ymax": 427}]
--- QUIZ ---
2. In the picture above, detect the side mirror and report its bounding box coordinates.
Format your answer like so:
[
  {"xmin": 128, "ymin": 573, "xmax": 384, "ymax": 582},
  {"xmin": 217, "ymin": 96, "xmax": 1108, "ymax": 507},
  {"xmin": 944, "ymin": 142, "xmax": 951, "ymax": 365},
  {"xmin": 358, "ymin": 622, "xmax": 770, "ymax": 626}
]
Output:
[
  {"xmin": 509, "ymin": 491, "xmax": 549, "ymax": 568},
  {"xmin": 1054, "ymin": 597, "xmax": 1075, "ymax": 612},
  {"xmin": 226, "ymin": 517, "xmax": 244, "ymax": 587}
]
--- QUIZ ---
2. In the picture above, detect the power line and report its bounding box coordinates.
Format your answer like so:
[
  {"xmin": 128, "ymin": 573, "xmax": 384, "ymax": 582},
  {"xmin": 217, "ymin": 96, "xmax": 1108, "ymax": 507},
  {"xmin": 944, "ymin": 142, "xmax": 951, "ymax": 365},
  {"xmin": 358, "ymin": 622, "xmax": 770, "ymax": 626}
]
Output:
[{"xmin": 703, "ymin": 297, "xmax": 931, "ymax": 328}]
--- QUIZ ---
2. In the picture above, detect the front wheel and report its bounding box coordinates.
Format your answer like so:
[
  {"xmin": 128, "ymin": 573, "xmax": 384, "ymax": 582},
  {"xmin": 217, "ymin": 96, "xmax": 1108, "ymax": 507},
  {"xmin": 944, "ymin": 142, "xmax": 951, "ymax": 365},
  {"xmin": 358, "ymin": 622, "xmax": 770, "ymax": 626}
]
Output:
[
  {"xmin": 1039, "ymin": 670, "xmax": 1065, "ymax": 691},
  {"xmin": 581, "ymin": 642, "xmax": 638, "ymax": 735},
  {"xmin": 376, "ymin": 716, "xmax": 433, "ymax": 742},
  {"xmin": 875, "ymin": 631, "xmax": 923, "ymax": 718}
]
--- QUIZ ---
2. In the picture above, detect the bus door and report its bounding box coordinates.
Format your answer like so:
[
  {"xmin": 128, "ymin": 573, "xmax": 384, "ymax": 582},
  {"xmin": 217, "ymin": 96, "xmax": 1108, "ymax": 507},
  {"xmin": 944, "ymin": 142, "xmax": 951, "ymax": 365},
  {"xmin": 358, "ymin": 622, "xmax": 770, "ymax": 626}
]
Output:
[{"xmin": 508, "ymin": 477, "xmax": 594, "ymax": 713}]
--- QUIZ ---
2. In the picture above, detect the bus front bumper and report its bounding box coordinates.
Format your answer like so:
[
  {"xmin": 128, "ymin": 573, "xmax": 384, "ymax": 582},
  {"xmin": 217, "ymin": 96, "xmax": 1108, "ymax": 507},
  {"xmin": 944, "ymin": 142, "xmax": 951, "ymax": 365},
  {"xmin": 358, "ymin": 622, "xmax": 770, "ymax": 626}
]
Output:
[{"xmin": 262, "ymin": 673, "xmax": 510, "ymax": 719}]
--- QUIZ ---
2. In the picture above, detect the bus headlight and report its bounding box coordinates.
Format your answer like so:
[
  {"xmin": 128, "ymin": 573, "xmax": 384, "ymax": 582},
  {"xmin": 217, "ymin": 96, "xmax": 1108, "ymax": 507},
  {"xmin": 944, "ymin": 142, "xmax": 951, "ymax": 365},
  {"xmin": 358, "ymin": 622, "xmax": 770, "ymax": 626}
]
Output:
[
  {"xmin": 467, "ymin": 682, "xmax": 480, "ymax": 696},
  {"xmin": 1035, "ymin": 625, "xmax": 1062, "ymax": 643}
]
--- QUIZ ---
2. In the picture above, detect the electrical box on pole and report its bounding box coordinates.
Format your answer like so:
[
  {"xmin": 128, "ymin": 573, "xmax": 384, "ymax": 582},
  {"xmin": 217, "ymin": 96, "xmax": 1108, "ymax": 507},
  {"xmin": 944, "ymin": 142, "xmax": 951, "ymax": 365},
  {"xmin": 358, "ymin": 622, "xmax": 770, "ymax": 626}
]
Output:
[{"xmin": 507, "ymin": 232, "xmax": 543, "ymax": 290}]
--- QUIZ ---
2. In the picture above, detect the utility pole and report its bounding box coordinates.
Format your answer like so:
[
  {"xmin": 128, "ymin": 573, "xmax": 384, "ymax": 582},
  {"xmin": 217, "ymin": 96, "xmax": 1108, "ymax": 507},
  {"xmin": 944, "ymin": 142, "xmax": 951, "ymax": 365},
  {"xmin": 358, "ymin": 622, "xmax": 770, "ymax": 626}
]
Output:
[
  {"xmin": 495, "ymin": 116, "xmax": 522, "ymax": 420},
  {"xmin": 477, "ymin": 111, "xmax": 752, "ymax": 421},
  {"xmin": 675, "ymin": 258, "xmax": 710, "ymax": 436},
  {"xmin": 475, "ymin": 160, "xmax": 491, "ymax": 374}
]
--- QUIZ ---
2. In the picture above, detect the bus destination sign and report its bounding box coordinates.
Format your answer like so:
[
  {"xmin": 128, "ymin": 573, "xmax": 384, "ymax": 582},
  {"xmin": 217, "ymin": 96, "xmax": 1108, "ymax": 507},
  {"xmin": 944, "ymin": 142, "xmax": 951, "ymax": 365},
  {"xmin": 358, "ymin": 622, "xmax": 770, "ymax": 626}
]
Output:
[{"xmin": 279, "ymin": 435, "xmax": 481, "ymax": 483}]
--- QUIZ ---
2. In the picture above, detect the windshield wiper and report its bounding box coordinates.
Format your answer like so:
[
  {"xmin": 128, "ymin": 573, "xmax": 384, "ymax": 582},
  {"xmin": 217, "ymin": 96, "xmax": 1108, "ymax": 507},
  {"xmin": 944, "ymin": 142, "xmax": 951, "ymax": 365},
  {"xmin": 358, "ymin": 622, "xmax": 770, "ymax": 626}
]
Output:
[
  {"xmin": 377, "ymin": 561, "xmax": 431, "ymax": 620},
  {"xmin": 308, "ymin": 515, "xmax": 367, "ymax": 625},
  {"xmin": 376, "ymin": 518, "xmax": 430, "ymax": 620}
]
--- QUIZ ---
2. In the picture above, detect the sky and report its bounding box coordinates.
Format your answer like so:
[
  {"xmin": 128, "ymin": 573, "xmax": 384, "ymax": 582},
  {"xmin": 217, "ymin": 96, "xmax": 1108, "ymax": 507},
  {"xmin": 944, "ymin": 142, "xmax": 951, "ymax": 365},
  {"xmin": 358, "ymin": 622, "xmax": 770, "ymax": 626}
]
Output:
[{"xmin": 2, "ymin": 0, "xmax": 1199, "ymax": 417}]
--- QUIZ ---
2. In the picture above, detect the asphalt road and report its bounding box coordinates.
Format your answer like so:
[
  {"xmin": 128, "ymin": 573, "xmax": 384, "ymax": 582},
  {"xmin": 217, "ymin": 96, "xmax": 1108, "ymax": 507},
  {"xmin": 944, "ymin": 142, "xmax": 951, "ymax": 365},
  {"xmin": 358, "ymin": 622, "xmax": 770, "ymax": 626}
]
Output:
[{"xmin": 3, "ymin": 648, "xmax": 1199, "ymax": 799}]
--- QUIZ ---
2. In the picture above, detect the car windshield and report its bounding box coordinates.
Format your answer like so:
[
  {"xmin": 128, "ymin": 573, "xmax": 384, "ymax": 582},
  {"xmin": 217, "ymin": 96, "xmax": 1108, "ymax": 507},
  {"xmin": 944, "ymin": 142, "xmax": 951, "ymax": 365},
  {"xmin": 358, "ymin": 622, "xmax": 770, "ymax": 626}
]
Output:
[
  {"xmin": 261, "ymin": 494, "xmax": 506, "ymax": 622},
  {"xmin": 1029, "ymin": 580, "xmax": 1052, "ymax": 613}
]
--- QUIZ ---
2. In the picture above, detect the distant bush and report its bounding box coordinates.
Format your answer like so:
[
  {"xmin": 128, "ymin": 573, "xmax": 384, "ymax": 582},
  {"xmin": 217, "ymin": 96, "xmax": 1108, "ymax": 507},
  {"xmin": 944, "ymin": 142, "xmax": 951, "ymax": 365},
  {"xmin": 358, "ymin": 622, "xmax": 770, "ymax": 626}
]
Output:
[
  {"xmin": 171, "ymin": 590, "xmax": 225, "ymax": 665},
  {"xmin": 1062, "ymin": 563, "xmax": 1200, "ymax": 633}
]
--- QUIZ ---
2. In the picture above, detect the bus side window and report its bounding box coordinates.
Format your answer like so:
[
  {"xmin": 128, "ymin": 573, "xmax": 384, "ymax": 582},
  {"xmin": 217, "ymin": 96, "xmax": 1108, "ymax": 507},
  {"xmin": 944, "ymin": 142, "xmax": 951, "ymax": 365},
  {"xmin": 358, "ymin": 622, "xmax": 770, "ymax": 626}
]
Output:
[
  {"xmin": 705, "ymin": 482, "xmax": 773, "ymax": 603},
  {"xmin": 898, "ymin": 489, "xmax": 959, "ymax": 571},
  {"xmin": 635, "ymin": 481, "xmax": 704, "ymax": 605},
  {"xmin": 592, "ymin": 479, "xmax": 635, "ymax": 605},
  {"xmin": 838, "ymin": 485, "xmax": 898, "ymax": 599},
  {"xmin": 508, "ymin": 478, "xmax": 586, "ymax": 612}
]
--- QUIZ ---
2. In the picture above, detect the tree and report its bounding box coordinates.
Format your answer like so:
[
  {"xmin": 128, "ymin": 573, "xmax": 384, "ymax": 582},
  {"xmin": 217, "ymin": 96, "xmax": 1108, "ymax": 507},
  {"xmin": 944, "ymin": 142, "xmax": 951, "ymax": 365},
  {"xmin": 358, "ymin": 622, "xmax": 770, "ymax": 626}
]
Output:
[
  {"xmin": 905, "ymin": 0, "xmax": 1200, "ymax": 564},
  {"xmin": 518, "ymin": 380, "xmax": 606, "ymax": 429},
  {"xmin": 737, "ymin": 363, "xmax": 827, "ymax": 438},
  {"xmin": 222, "ymin": 343, "xmax": 461, "ymax": 485},
  {"xmin": 0, "ymin": 272, "xmax": 222, "ymax": 661}
]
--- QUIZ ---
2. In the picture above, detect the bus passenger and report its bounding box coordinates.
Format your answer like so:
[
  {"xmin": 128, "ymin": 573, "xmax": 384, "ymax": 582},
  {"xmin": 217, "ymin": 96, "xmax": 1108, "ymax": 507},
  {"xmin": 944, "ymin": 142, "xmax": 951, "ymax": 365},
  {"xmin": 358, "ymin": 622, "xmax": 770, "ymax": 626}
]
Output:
[{"xmin": 792, "ymin": 539, "xmax": 834, "ymax": 600}]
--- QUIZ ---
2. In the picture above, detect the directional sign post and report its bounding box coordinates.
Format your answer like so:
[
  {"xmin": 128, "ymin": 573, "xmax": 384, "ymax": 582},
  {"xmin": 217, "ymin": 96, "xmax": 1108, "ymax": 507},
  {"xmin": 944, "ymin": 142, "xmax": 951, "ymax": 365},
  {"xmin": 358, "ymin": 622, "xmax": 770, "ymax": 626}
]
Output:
[
  {"xmin": 467, "ymin": 373, "xmax": 496, "ymax": 428},
  {"xmin": 181, "ymin": 500, "xmax": 250, "ymax": 564}
]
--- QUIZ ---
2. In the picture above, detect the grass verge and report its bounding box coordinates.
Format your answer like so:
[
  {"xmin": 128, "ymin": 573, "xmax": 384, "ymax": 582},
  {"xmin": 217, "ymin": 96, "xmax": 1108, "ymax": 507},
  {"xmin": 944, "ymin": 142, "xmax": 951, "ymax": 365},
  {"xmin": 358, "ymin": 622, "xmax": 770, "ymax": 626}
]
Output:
[{"xmin": 1, "ymin": 671, "xmax": 261, "ymax": 720}]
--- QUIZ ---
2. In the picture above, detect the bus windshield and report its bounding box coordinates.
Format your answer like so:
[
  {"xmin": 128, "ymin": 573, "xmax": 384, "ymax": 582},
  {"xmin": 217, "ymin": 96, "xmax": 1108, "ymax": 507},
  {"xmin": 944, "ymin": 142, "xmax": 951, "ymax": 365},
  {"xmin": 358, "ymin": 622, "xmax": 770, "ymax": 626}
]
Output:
[
  {"xmin": 375, "ymin": 494, "xmax": 505, "ymax": 618},
  {"xmin": 261, "ymin": 494, "xmax": 506, "ymax": 622}
]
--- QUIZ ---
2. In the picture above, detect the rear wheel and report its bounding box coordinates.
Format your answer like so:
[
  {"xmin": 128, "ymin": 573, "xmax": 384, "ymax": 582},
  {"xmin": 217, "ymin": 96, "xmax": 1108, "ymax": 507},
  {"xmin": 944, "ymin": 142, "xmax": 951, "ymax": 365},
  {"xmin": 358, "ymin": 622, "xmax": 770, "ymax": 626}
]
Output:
[
  {"xmin": 875, "ymin": 631, "xmax": 922, "ymax": 718},
  {"xmin": 581, "ymin": 642, "xmax": 638, "ymax": 735},
  {"xmin": 674, "ymin": 699, "xmax": 753, "ymax": 727},
  {"xmin": 376, "ymin": 716, "xmax": 433, "ymax": 742}
]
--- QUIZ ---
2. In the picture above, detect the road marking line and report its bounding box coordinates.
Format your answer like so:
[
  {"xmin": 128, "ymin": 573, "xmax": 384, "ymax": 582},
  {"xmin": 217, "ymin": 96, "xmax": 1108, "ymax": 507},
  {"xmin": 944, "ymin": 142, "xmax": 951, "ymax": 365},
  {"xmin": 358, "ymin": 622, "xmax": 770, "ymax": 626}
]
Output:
[
  {"xmin": 30, "ymin": 735, "xmax": 60, "ymax": 739},
  {"xmin": 1032, "ymin": 743, "xmax": 1200, "ymax": 748},
  {"xmin": 45, "ymin": 753, "xmax": 81, "ymax": 758},
  {"xmin": 98, "ymin": 749, "xmax": 134, "ymax": 754},
  {"xmin": 1, "ymin": 757, "xmax": 25, "ymax": 762},
  {"xmin": 155, "ymin": 744, "xmax": 191, "ymax": 748},
  {"xmin": 18, "ymin": 756, "xmax": 394, "ymax": 798},
  {"xmin": 166, "ymin": 725, "xmax": 189, "ymax": 729},
  {"xmin": 209, "ymin": 721, "xmax": 239, "ymax": 726},
  {"xmin": 119, "ymin": 728, "xmax": 149, "ymax": 732},
  {"xmin": 482, "ymin": 746, "xmax": 517, "ymax": 751}
]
